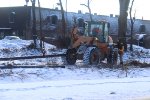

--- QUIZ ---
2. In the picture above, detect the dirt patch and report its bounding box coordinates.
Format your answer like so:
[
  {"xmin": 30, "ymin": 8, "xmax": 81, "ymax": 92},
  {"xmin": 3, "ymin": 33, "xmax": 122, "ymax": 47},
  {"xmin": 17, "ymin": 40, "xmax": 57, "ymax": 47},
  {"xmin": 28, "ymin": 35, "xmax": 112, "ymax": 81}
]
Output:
[{"xmin": 124, "ymin": 60, "xmax": 150, "ymax": 68}]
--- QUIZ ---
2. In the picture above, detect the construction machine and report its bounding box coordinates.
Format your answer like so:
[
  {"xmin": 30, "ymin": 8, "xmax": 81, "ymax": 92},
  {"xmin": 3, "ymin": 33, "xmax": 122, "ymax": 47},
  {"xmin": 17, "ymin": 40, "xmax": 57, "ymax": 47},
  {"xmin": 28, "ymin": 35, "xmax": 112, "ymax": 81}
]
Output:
[{"xmin": 66, "ymin": 21, "xmax": 122, "ymax": 65}]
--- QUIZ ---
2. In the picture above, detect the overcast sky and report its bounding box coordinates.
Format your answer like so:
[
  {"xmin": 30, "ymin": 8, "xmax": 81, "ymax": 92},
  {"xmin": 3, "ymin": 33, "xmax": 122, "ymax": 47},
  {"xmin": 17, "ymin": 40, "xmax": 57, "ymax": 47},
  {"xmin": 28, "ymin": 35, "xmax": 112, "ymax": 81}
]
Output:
[{"xmin": 0, "ymin": 0, "xmax": 150, "ymax": 20}]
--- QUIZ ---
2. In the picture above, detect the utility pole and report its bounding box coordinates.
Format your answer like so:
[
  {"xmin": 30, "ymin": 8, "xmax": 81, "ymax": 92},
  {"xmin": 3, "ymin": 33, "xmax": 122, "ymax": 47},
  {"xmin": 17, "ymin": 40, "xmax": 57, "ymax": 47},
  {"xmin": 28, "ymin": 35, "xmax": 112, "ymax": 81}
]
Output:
[{"xmin": 31, "ymin": 0, "xmax": 37, "ymax": 48}]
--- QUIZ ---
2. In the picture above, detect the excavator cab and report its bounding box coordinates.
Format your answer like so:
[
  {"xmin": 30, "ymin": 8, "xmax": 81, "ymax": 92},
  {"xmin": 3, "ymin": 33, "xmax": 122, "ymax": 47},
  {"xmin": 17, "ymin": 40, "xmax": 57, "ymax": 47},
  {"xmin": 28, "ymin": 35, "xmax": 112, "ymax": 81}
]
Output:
[{"xmin": 84, "ymin": 21, "xmax": 110, "ymax": 43}]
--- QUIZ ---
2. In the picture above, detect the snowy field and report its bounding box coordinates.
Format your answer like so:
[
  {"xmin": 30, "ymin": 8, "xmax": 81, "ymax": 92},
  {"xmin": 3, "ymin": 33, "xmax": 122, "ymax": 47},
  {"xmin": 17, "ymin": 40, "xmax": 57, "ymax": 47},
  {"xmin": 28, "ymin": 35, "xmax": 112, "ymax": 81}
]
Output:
[{"xmin": 0, "ymin": 37, "xmax": 150, "ymax": 100}]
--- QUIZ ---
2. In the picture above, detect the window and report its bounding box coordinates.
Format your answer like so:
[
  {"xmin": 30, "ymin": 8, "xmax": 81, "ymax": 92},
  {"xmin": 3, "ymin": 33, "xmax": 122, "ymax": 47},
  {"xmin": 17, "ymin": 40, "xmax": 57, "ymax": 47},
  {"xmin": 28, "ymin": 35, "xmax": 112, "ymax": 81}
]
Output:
[
  {"xmin": 90, "ymin": 24, "xmax": 103, "ymax": 37},
  {"xmin": 9, "ymin": 12, "xmax": 15, "ymax": 23},
  {"xmin": 51, "ymin": 15, "xmax": 58, "ymax": 25},
  {"xmin": 139, "ymin": 24, "xmax": 145, "ymax": 33},
  {"xmin": 77, "ymin": 18, "xmax": 84, "ymax": 27}
]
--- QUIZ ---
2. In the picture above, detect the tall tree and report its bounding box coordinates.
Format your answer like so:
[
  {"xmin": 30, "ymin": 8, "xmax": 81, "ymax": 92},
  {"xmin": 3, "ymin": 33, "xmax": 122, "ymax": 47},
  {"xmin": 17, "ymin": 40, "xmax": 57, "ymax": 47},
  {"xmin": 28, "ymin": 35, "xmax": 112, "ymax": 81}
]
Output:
[
  {"xmin": 31, "ymin": 0, "xmax": 37, "ymax": 48},
  {"xmin": 37, "ymin": 0, "xmax": 43, "ymax": 50},
  {"xmin": 129, "ymin": 0, "xmax": 135, "ymax": 51},
  {"xmin": 58, "ymin": 0, "xmax": 66, "ymax": 38},
  {"xmin": 118, "ymin": 0, "xmax": 130, "ymax": 51},
  {"xmin": 80, "ymin": 0, "xmax": 93, "ymax": 21}
]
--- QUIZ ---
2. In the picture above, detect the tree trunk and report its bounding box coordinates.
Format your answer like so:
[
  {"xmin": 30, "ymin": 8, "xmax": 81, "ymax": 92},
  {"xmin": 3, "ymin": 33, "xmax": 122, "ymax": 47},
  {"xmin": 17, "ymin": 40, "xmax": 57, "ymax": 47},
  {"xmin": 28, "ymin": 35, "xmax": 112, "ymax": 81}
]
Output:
[
  {"xmin": 59, "ymin": 0, "xmax": 66, "ymax": 38},
  {"xmin": 87, "ymin": 0, "xmax": 93, "ymax": 21},
  {"xmin": 38, "ymin": 0, "xmax": 43, "ymax": 49},
  {"xmin": 129, "ymin": 0, "xmax": 135, "ymax": 51},
  {"xmin": 80, "ymin": 0, "xmax": 93, "ymax": 21},
  {"xmin": 31, "ymin": 0, "xmax": 37, "ymax": 48},
  {"xmin": 118, "ymin": 0, "xmax": 130, "ymax": 51}
]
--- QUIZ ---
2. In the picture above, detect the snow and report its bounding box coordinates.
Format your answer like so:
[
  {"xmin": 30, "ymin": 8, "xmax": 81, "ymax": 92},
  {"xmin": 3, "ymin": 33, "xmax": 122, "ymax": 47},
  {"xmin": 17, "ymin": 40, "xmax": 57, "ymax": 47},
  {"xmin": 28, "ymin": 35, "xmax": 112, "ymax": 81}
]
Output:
[
  {"xmin": 124, "ymin": 45, "xmax": 150, "ymax": 64},
  {"xmin": 135, "ymin": 34, "xmax": 146, "ymax": 40},
  {"xmin": 1, "ymin": 77, "xmax": 150, "ymax": 100},
  {"xmin": 0, "ymin": 38, "xmax": 150, "ymax": 100}
]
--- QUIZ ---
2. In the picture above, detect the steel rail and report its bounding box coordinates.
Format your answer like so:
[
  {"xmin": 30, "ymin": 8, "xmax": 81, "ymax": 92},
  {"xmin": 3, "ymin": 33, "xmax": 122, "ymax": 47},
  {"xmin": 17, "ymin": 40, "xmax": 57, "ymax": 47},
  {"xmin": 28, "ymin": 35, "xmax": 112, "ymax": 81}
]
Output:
[
  {"xmin": 0, "ymin": 65, "xmax": 65, "ymax": 69},
  {"xmin": 0, "ymin": 54, "xmax": 66, "ymax": 61}
]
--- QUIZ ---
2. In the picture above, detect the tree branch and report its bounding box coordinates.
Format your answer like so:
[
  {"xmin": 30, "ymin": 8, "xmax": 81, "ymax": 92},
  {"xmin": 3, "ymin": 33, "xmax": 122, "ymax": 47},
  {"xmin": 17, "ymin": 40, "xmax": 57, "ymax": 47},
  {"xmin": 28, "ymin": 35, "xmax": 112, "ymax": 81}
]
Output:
[{"xmin": 80, "ymin": 4, "xmax": 88, "ymax": 8}]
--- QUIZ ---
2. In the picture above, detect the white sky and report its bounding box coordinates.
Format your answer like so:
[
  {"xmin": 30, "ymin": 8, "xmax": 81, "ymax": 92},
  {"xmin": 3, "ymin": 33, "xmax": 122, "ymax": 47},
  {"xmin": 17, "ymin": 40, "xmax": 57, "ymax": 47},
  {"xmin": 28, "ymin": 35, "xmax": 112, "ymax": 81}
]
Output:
[{"xmin": 0, "ymin": 0, "xmax": 150, "ymax": 20}]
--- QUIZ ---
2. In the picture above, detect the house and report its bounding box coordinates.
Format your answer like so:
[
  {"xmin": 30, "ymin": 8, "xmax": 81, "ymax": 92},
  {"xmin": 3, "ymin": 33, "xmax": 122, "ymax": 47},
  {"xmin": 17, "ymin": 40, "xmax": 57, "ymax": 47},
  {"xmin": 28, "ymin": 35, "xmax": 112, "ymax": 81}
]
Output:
[
  {"xmin": 0, "ymin": 6, "xmax": 62, "ymax": 40},
  {"xmin": 0, "ymin": 6, "xmax": 30, "ymax": 39}
]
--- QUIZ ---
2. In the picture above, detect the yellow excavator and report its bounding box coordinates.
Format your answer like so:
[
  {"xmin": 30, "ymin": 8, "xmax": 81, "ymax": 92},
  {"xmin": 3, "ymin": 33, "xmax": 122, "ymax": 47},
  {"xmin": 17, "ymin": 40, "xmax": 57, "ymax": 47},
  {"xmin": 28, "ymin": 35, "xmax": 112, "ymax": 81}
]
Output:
[{"xmin": 66, "ymin": 21, "xmax": 123, "ymax": 65}]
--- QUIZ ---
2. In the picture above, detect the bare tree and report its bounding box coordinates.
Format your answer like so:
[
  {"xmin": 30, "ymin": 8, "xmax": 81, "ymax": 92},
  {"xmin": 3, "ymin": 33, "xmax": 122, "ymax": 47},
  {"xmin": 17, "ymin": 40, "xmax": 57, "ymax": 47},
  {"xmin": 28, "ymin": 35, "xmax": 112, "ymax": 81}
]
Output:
[
  {"xmin": 58, "ymin": 0, "xmax": 66, "ymax": 38},
  {"xmin": 118, "ymin": 0, "xmax": 130, "ymax": 51},
  {"xmin": 80, "ymin": 0, "xmax": 93, "ymax": 21},
  {"xmin": 37, "ymin": 0, "xmax": 43, "ymax": 50},
  {"xmin": 31, "ymin": 0, "xmax": 37, "ymax": 48},
  {"xmin": 129, "ymin": 0, "xmax": 135, "ymax": 51}
]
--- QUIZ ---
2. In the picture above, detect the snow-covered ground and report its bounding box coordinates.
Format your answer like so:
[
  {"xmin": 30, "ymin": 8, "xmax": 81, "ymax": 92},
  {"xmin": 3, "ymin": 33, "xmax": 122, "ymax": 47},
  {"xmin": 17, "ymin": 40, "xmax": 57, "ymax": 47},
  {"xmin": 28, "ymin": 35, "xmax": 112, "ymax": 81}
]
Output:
[{"xmin": 0, "ymin": 37, "xmax": 150, "ymax": 100}]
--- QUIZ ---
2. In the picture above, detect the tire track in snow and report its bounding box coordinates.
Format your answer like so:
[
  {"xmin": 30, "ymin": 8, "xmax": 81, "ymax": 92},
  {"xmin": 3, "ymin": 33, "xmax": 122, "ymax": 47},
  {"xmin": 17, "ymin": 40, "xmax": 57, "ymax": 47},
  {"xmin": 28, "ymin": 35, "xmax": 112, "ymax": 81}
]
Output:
[{"xmin": 0, "ymin": 80, "xmax": 150, "ymax": 92}]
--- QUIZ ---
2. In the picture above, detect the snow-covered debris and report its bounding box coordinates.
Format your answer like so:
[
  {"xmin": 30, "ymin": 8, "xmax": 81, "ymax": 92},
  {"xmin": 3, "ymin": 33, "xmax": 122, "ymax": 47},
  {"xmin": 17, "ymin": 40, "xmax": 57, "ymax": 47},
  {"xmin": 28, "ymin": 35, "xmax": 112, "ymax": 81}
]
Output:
[
  {"xmin": 0, "ymin": 38, "xmax": 149, "ymax": 66},
  {"xmin": 135, "ymin": 34, "xmax": 146, "ymax": 40},
  {"xmin": 123, "ymin": 45, "xmax": 150, "ymax": 65},
  {"xmin": 0, "ymin": 38, "xmax": 32, "ymax": 50},
  {"xmin": 0, "ymin": 38, "xmax": 64, "ymax": 66},
  {"xmin": 3, "ymin": 36, "xmax": 21, "ymax": 40}
]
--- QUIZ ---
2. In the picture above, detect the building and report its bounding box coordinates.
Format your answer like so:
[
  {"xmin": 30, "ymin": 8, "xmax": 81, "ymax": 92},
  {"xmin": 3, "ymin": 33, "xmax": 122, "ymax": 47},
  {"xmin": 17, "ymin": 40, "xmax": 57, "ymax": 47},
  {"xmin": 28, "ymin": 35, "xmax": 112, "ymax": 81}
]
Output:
[
  {"xmin": 0, "ymin": 6, "xmax": 29, "ymax": 39},
  {"xmin": 0, "ymin": 6, "xmax": 150, "ymax": 48},
  {"xmin": 0, "ymin": 6, "xmax": 62, "ymax": 40}
]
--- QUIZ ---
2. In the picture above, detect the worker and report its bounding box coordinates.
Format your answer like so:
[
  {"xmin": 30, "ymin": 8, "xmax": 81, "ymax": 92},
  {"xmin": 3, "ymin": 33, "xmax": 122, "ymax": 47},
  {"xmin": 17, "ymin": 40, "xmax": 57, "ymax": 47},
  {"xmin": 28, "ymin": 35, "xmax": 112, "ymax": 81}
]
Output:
[
  {"xmin": 92, "ymin": 27, "xmax": 101, "ymax": 37},
  {"xmin": 117, "ymin": 40, "xmax": 124, "ymax": 65},
  {"xmin": 108, "ymin": 36, "xmax": 113, "ymax": 45}
]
